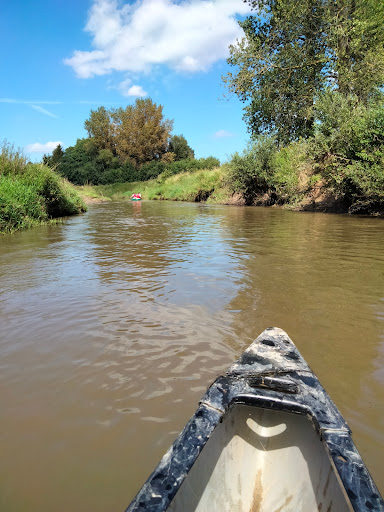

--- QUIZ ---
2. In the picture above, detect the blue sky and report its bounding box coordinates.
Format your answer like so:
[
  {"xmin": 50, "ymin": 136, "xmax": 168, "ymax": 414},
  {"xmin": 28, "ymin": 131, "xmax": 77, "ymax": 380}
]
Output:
[{"xmin": 0, "ymin": 0, "xmax": 254, "ymax": 164}]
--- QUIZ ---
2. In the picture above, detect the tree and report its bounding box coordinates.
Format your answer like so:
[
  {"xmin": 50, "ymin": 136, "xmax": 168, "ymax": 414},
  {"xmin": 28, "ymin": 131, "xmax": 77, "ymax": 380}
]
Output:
[
  {"xmin": 52, "ymin": 144, "xmax": 64, "ymax": 165},
  {"xmin": 168, "ymin": 134, "xmax": 195, "ymax": 160},
  {"xmin": 59, "ymin": 138, "xmax": 98, "ymax": 184},
  {"xmin": 224, "ymin": 0, "xmax": 384, "ymax": 144},
  {"xmin": 326, "ymin": 0, "xmax": 384, "ymax": 102},
  {"xmin": 113, "ymin": 98, "xmax": 173, "ymax": 166},
  {"xmin": 224, "ymin": 0, "xmax": 327, "ymax": 145},
  {"xmin": 43, "ymin": 144, "xmax": 64, "ymax": 168},
  {"xmin": 84, "ymin": 106, "xmax": 116, "ymax": 154}
]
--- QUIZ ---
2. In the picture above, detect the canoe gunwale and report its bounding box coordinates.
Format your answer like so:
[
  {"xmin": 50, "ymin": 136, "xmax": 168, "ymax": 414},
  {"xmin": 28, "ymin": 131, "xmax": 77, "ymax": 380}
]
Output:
[{"xmin": 126, "ymin": 327, "xmax": 384, "ymax": 512}]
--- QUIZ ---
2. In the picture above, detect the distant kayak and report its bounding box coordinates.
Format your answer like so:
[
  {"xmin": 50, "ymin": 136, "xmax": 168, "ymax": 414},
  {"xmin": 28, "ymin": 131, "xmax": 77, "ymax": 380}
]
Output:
[{"xmin": 131, "ymin": 197, "xmax": 142, "ymax": 201}]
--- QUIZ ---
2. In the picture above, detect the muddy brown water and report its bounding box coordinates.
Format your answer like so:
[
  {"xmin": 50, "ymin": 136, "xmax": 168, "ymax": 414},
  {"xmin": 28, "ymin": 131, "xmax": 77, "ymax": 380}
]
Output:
[{"xmin": 0, "ymin": 200, "xmax": 383, "ymax": 510}]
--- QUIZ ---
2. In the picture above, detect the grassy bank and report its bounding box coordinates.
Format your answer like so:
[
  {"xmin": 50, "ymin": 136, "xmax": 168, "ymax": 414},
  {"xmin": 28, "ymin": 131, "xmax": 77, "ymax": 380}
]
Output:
[
  {"xmin": 82, "ymin": 167, "xmax": 230, "ymax": 203},
  {"xmin": 0, "ymin": 142, "xmax": 87, "ymax": 234},
  {"xmin": 78, "ymin": 135, "xmax": 384, "ymax": 217}
]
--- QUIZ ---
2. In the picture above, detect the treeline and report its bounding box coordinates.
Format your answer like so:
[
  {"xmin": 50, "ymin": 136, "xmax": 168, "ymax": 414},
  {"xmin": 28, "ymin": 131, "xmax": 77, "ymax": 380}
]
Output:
[
  {"xmin": 44, "ymin": 98, "xmax": 219, "ymax": 186},
  {"xmin": 224, "ymin": 0, "xmax": 384, "ymax": 213},
  {"xmin": 0, "ymin": 141, "xmax": 86, "ymax": 234}
]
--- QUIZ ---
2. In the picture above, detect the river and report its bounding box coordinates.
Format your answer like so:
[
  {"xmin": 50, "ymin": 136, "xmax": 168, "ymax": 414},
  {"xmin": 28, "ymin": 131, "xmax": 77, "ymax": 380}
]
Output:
[{"xmin": 0, "ymin": 200, "xmax": 383, "ymax": 510}]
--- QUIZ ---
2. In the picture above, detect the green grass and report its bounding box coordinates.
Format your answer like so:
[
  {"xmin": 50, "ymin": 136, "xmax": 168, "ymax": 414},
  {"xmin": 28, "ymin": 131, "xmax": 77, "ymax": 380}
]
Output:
[
  {"xmin": 144, "ymin": 168, "xmax": 223, "ymax": 201},
  {"xmin": 82, "ymin": 167, "xmax": 229, "ymax": 203},
  {"xmin": 0, "ymin": 141, "xmax": 87, "ymax": 234},
  {"xmin": 76, "ymin": 184, "xmax": 111, "ymax": 201}
]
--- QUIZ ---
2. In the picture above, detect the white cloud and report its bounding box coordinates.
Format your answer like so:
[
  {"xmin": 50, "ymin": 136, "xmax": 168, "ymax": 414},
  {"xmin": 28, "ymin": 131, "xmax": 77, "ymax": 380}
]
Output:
[
  {"xmin": 64, "ymin": 0, "xmax": 253, "ymax": 78},
  {"xmin": 31, "ymin": 105, "xmax": 58, "ymax": 118},
  {"xmin": 25, "ymin": 141, "xmax": 63, "ymax": 153},
  {"xmin": 125, "ymin": 85, "xmax": 148, "ymax": 97},
  {"xmin": 118, "ymin": 79, "xmax": 147, "ymax": 97},
  {"xmin": 214, "ymin": 129, "xmax": 233, "ymax": 138}
]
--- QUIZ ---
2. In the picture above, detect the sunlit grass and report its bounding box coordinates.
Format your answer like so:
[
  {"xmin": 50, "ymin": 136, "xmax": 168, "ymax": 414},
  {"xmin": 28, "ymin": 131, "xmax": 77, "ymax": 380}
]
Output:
[
  {"xmin": 76, "ymin": 184, "xmax": 111, "ymax": 201},
  {"xmin": 0, "ymin": 140, "xmax": 86, "ymax": 234},
  {"xmin": 81, "ymin": 167, "xmax": 231, "ymax": 203}
]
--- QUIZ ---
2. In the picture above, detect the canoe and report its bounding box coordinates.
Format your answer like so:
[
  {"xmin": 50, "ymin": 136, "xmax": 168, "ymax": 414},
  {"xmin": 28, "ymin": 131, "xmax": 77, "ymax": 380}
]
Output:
[
  {"xmin": 126, "ymin": 327, "xmax": 384, "ymax": 512},
  {"xmin": 131, "ymin": 198, "xmax": 142, "ymax": 201}
]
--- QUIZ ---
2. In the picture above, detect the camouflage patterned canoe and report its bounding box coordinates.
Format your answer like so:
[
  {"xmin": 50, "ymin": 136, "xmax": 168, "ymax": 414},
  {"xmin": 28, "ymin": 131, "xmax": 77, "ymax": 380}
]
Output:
[{"xmin": 126, "ymin": 328, "xmax": 384, "ymax": 512}]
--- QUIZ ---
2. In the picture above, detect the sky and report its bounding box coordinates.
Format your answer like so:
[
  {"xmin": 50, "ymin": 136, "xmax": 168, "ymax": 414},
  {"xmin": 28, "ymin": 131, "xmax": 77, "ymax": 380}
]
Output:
[{"xmin": 0, "ymin": 0, "xmax": 255, "ymax": 164}]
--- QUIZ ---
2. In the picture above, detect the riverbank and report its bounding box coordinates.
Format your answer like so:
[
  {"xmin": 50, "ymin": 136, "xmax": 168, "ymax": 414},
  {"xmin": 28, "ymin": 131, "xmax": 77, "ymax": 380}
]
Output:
[
  {"xmin": 77, "ymin": 167, "xmax": 231, "ymax": 205},
  {"xmin": 0, "ymin": 142, "xmax": 87, "ymax": 234},
  {"xmin": 78, "ymin": 165, "xmax": 384, "ymax": 216}
]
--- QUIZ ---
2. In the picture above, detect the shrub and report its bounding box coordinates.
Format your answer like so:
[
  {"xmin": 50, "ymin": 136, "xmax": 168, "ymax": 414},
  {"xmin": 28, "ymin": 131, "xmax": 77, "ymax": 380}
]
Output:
[
  {"xmin": 226, "ymin": 137, "xmax": 276, "ymax": 204},
  {"xmin": 0, "ymin": 140, "xmax": 28, "ymax": 176},
  {"xmin": 270, "ymin": 142, "xmax": 309, "ymax": 203},
  {"xmin": 0, "ymin": 142, "xmax": 86, "ymax": 234},
  {"xmin": 311, "ymin": 91, "xmax": 384, "ymax": 208}
]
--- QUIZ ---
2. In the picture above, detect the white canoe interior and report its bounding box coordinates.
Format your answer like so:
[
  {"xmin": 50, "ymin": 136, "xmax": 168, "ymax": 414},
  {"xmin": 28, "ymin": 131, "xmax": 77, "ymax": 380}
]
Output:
[{"xmin": 168, "ymin": 404, "xmax": 351, "ymax": 512}]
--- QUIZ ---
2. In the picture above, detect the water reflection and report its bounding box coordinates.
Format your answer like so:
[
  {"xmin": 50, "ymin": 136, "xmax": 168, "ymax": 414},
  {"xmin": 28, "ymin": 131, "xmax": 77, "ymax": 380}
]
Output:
[{"xmin": 0, "ymin": 201, "xmax": 383, "ymax": 511}]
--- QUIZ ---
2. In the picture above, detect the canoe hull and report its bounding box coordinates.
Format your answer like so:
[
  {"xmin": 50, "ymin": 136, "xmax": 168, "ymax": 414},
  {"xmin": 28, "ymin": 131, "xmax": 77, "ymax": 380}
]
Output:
[{"xmin": 126, "ymin": 328, "xmax": 384, "ymax": 512}]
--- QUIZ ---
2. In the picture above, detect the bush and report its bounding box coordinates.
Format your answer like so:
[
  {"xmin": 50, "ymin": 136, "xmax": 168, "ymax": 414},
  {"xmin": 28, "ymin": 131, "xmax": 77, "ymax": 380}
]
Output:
[
  {"xmin": 226, "ymin": 137, "xmax": 276, "ymax": 204},
  {"xmin": 0, "ymin": 141, "xmax": 28, "ymax": 176},
  {"xmin": 139, "ymin": 160, "xmax": 166, "ymax": 181},
  {"xmin": 311, "ymin": 91, "xmax": 384, "ymax": 208},
  {"xmin": 270, "ymin": 142, "xmax": 309, "ymax": 203},
  {"xmin": 0, "ymin": 141, "xmax": 86, "ymax": 234}
]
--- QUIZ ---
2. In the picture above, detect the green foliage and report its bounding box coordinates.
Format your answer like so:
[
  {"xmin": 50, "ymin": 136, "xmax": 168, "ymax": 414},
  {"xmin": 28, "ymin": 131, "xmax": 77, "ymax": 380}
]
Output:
[
  {"xmin": 0, "ymin": 141, "xmax": 86, "ymax": 234},
  {"xmin": 326, "ymin": 0, "xmax": 384, "ymax": 101},
  {"xmin": 168, "ymin": 134, "xmax": 195, "ymax": 160},
  {"xmin": 226, "ymin": 137, "xmax": 276, "ymax": 204},
  {"xmin": 83, "ymin": 165, "xmax": 224, "ymax": 204},
  {"xmin": 225, "ymin": 0, "xmax": 384, "ymax": 144},
  {"xmin": 270, "ymin": 143, "xmax": 308, "ymax": 202},
  {"xmin": 0, "ymin": 140, "xmax": 28, "ymax": 175},
  {"xmin": 113, "ymin": 98, "xmax": 173, "ymax": 166},
  {"xmin": 50, "ymin": 99, "xmax": 207, "ymax": 186},
  {"xmin": 311, "ymin": 92, "xmax": 384, "ymax": 209},
  {"xmin": 225, "ymin": 0, "xmax": 327, "ymax": 145},
  {"xmin": 84, "ymin": 106, "xmax": 116, "ymax": 153},
  {"xmin": 43, "ymin": 144, "xmax": 64, "ymax": 170},
  {"xmin": 137, "ymin": 168, "xmax": 222, "ymax": 202},
  {"xmin": 226, "ymin": 137, "xmax": 310, "ymax": 206},
  {"xmin": 59, "ymin": 138, "xmax": 104, "ymax": 185}
]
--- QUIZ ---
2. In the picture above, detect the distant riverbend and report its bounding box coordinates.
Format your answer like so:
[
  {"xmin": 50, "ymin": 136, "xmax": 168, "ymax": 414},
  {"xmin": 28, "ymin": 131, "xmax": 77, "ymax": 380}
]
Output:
[{"xmin": 78, "ymin": 168, "xmax": 384, "ymax": 217}]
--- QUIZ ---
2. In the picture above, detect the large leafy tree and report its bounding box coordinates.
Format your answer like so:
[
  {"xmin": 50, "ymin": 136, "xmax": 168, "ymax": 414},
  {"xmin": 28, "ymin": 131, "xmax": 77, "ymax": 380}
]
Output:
[
  {"xmin": 224, "ymin": 0, "xmax": 384, "ymax": 145},
  {"xmin": 326, "ymin": 0, "xmax": 384, "ymax": 101},
  {"xmin": 113, "ymin": 98, "xmax": 173, "ymax": 166},
  {"xmin": 224, "ymin": 0, "xmax": 327, "ymax": 145},
  {"xmin": 168, "ymin": 134, "xmax": 195, "ymax": 161},
  {"xmin": 59, "ymin": 138, "xmax": 98, "ymax": 185},
  {"xmin": 84, "ymin": 106, "xmax": 116, "ymax": 154}
]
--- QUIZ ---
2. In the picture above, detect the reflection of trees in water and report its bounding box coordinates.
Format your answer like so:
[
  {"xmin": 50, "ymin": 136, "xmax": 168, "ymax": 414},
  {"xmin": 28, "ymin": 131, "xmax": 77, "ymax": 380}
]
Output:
[
  {"xmin": 88, "ymin": 202, "xmax": 246, "ymax": 315},
  {"xmin": 89, "ymin": 201, "xmax": 202, "ymax": 277}
]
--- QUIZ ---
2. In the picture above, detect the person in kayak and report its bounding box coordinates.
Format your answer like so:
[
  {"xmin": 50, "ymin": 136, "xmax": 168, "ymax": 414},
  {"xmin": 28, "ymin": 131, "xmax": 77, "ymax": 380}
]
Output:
[{"xmin": 130, "ymin": 193, "xmax": 142, "ymax": 199}]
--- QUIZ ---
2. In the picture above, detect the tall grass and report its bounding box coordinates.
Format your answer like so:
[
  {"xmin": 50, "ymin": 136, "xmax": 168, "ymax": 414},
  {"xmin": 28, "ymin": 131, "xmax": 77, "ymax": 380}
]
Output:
[
  {"xmin": 144, "ymin": 168, "xmax": 223, "ymax": 201},
  {"xmin": 0, "ymin": 141, "xmax": 86, "ymax": 234},
  {"xmin": 84, "ymin": 167, "xmax": 226, "ymax": 203}
]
